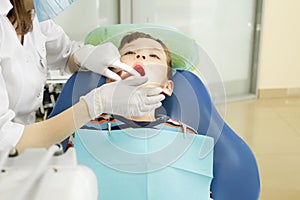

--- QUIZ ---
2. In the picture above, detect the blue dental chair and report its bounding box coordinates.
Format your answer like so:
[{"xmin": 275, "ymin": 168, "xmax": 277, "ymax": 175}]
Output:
[{"xmin": 48, "ymin": 25, "xmax": 260, "ymax": 200}]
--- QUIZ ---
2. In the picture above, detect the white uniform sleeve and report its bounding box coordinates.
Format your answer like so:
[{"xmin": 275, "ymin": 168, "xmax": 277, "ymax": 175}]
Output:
[
  {"xmin": 0, "ymin": 64, "xmax": 25, "ymax": 151},
  {"xmin": 39, "ymin": 20, "xmax": 83, "ymax": 74}
]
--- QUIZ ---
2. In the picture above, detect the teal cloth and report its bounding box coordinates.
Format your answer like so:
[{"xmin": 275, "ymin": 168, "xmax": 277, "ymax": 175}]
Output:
[{"xmin": 75, "ymin": 128, "xmax": 214, "ymax": 200}]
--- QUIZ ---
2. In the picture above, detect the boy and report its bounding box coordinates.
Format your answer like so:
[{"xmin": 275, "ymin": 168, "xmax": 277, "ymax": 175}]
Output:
[
  {"xmin": 82, "ymin": 32, "xmax": 196, "ymax": 134},
  {"xmin": 76, "ymin": 32, "xmax": 213, "ymax": 200}
]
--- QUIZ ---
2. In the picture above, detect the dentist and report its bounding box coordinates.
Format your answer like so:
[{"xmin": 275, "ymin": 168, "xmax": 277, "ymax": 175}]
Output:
[{"xmin": 0, "ymin": 0, "xmax": 165, "ymax": 152}]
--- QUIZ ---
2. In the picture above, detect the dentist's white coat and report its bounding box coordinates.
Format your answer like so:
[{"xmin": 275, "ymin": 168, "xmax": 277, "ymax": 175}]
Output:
[{"xmin": 0, "ymin": 0, "xmax": 82, "ymax": 149}]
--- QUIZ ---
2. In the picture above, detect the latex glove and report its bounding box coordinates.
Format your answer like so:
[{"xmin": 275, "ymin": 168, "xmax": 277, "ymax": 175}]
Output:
[
  {"xmin": 80, "ymin": 76, "xmax": 165, "ymax": 119},
  {"xmin": 73, "ymin": 42, "xmax": 140, "ymax": 81}
]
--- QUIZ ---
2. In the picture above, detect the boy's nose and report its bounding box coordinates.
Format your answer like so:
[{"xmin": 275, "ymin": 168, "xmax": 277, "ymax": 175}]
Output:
[{"xmin": 136, "ymin": 54, "xmax": 146, "ymax": 60}]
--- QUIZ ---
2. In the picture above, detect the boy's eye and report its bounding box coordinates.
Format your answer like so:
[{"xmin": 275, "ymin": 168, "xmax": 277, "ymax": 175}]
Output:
[
  {"xmin": 123, "ymin": 51, "xmax": 135, "ymax": 56},
  {"xmin": 150, "ymin": 54, "xmax": 160, "ymax": 59}
]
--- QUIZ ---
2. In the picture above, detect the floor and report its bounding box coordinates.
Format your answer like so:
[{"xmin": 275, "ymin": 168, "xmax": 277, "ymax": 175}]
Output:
[{"xmin": 224, "ymin": 97, "xmax": 300, "ymax": 200}]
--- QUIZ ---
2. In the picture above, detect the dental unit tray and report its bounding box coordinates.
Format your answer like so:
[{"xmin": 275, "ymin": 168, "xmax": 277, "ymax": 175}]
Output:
[{"xmin": 0, "ymin": 146, "xmax": 98, "ymax": 200}]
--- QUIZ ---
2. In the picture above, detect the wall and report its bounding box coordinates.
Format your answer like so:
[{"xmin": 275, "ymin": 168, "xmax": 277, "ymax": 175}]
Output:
[
  {"xmin": 54, "ymin": 0, "xmax": 119, "ymax": 41},
  {"xmin": 54, "ymin": 0, "xmax": 300, "ymax": 91},
  {"xmin": 259, "ymin": 0, "xmax": 300, "ymax": 89}
]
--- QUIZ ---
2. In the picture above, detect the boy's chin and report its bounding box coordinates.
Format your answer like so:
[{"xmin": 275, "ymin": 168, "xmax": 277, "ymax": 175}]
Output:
[{"xmin": 142, "ymin": 84, "xmax": 172, "ymax": 96}]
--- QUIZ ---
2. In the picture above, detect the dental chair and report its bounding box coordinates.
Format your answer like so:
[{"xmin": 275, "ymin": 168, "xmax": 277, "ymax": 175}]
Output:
[{"xmin": 48, "ymin": 24, "xmax": 260, "ymax": 200}]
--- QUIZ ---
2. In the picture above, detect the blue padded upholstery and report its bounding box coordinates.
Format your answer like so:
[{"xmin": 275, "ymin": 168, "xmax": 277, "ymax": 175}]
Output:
[{"xmin": 48, "ymin": 70, "xmax": 260, "ymax": 200}]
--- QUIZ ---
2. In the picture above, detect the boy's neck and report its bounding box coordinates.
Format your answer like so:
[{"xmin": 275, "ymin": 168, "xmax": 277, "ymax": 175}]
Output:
[{"xmin": 124, "ymin": 110, "xmax": 156, "ymax": 122}]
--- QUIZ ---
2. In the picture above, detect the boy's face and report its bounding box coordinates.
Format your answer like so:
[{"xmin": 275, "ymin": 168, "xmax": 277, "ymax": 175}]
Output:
[{"xmin": 119, "ymin": 38, "xmax": 173, "ymax": 96}]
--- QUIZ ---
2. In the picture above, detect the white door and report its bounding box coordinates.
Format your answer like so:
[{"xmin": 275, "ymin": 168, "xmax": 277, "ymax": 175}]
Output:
[{"xmin": 122, "ymin": 0, "xmax": 261, "ymax": 100}]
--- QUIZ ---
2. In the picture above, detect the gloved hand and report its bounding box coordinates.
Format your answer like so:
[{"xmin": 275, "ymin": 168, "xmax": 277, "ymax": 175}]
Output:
[
  {"xmin": 80, "ymin": 76, "xmax": 165, "ymax": 119},
  {"xmin": 73, "ymin": 42, "xmax": 140, "ymax": 81}
]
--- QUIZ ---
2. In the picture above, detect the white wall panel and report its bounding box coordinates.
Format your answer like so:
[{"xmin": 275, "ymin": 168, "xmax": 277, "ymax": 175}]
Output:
[
  {"xmin": 128, "ymin": 0, "xmax": 258, "ymax": 97},
  {"xmin": 54, "ymin": 0, "xmax": 119, "ymax": 41}
]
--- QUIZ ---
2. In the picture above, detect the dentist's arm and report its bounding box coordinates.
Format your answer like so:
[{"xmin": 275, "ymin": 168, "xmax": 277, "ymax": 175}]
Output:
[
  {"xmin": 16, "ymin": 99, "xmax": 90, "ymax": 152},
  {"xmin": 67, "ymin": 54, "xmax": 80, "ymax": 73},
  {"xmin": 16, "ymin": 77, "xmax": 164, "ymax": 152}
]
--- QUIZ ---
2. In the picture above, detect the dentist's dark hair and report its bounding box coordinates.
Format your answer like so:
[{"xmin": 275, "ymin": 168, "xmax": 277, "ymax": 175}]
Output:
[{"xmin": 7, "ymin": 0, "xmax": 33, "ymax": 35}]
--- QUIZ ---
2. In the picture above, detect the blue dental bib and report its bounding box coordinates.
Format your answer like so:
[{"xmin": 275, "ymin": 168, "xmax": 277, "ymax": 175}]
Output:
[{"xmin": 75, "ymin": 128, "xmax": 213, "ymax": 200}]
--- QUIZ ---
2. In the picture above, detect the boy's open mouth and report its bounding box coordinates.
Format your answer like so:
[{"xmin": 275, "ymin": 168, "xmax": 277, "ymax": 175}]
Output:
[
  {"xmin": 120, "ymin": 63, "xmax": 145, "ymax": 79},
  {"xmin": 133, "ymin": 63, "xmax": 145, "ymax": 76}
]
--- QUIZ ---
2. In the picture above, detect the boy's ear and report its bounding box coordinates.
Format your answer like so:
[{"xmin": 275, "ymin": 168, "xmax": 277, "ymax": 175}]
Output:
[{"xmin": 162, "ymin": 80, "xmax": 174, "ymax": 96}]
